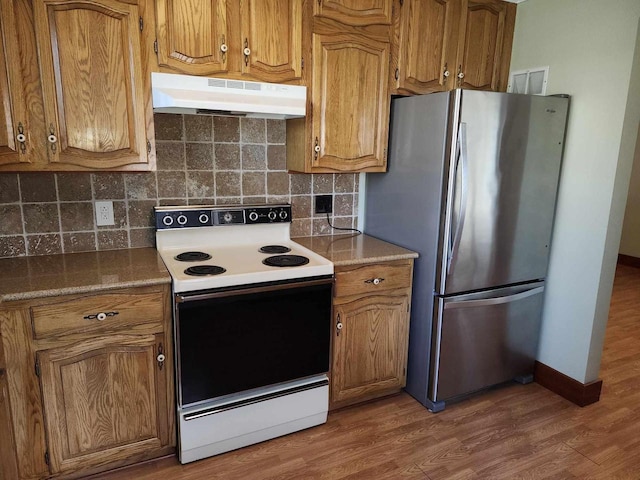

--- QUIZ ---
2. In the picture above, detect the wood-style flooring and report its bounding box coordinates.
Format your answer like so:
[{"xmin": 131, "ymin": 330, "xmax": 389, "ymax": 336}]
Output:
[{"xmin": 96, "ymin": 264, "xmax": 640, "ymax": 480}]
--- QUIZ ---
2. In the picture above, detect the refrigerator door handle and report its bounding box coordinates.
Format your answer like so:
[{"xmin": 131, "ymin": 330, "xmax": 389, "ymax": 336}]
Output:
[
  {"xmin": 448, "ymin": 122, "xmax": 469, "ymax": 274},
  {"xmin": 444, "ymin": 286, "xmax": 545, "ymax": 310}
]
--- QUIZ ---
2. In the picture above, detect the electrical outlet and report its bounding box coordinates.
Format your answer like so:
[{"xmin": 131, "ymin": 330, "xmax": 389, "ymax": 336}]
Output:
[
  {"xmin": 95, "ymin": 201, "xmax": 115, "ymax": 226},
  {"xmin": 315, "ymin": 195, "xmax": 333, "ymax": 214}
]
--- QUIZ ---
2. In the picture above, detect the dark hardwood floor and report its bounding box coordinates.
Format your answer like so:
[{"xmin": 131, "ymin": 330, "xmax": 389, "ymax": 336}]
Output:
[{"xmin": 96, "ymin": 264, "xmax": 640, "ymax": 480}]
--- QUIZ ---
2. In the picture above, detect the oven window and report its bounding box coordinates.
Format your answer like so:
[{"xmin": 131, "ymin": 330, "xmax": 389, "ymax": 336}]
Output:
[{"xmin": 177, "ymin": 280, "xmax": 332, "ymax": 406}]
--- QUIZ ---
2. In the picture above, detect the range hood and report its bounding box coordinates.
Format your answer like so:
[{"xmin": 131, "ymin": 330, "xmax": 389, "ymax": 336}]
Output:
[{"xmin": 151, "ymin": 72, "xmax": 306, "ymax": 119}]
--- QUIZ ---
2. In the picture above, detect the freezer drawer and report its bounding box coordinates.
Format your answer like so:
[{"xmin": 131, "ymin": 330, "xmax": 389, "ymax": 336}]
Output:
[{"xmin": 430, "ymin": 282, "xmax": 545, "ymax": 403}]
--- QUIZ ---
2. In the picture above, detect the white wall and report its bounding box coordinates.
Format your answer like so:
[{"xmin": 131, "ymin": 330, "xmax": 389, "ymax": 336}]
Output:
[
  {"xmin": 510, "ymin": 0, "xmax": 640, "ymax": 383},
  {"xmin": 619, "ymin": 127, "xmax": 640, "ymax": 258}
]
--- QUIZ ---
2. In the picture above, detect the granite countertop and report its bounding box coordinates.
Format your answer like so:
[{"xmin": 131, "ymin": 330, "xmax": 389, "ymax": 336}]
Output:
[
  {"xmin": 0, "ymin": 247, "xmax": 170, "ymax": 303},
  {"xmin": 294, "ymin": 234, "xmax": 418, "ymax": 266}
]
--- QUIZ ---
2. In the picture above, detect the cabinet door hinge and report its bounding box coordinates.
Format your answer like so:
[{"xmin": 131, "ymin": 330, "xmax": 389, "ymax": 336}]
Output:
[
  {"xmin": 44, "ymin": 450, "xmax": 50, "ymax": 466},
  {"xmin": 35, "ymin": 358, "xmax": 40, "ymax": 377},
  {"xmin": 153, "ymin": 39, "xmax": 158, "ymax": 54},
  {"xmin": 301, "ymin": 57, "xmax": 304, "ymax": 70},
  {"xmin": 147, "ymin": 140, "xmax": 152, "ymax": 154},
  {"xmin": 139, "ymin": 16, "xmax": 143, "ymax": 32},
  {"xmin": 403, "ymin": 367, "xmax": 406, "ymax": 376}
]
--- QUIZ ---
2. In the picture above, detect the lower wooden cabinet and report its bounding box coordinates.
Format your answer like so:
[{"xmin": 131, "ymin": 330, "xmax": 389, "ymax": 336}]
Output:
[
  {"xmin": 0, "ymin": 284, "xmax": 175, "ymax": 480},
  {"xmin": 330, "ymin": 259, "xmax": 413, "ymax": 409},
  {"xmin": 0, "ymin": 359, "xmax": 19, "ymax": 480}
]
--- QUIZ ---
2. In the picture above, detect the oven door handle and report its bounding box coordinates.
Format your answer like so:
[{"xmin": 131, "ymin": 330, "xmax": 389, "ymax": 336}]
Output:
[{"xmin": 175, "ymin": 276, "xmax": 334, "ymax": 303}]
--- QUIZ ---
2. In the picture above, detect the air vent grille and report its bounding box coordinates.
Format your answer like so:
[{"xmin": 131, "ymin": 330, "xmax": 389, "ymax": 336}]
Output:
[{"xmin": 206, "ymin": 78, "xmax": 263, "ymax": 91}]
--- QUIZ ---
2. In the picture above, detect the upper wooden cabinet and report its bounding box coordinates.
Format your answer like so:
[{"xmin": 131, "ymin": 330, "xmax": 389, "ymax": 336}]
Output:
[
  {"xmin": 154, "ymin": 0, "xmax": 305, "ymax": 84},
  {"xmin": 315, "ymin": 0, "xmax": 393, "ymax": 26},
  {"xmin": 458, "ymin": 0, "xmax": 515, "ymax": 91},
  {"xmin": 391, "ymin": 0, "xmax": 516, "ymax": 95},
  {"xmin": 0, "ymin": 1, "xmax": 30, "ymax": 167},
  {"xmin": 156, "ymin": 0, "xmax": 229, "ymax": 76},
  {"xmin": 33, "ymin": 0, "xmax": 152, "ymax": 170},
  {"xmin": 287, "ymin": 25, "xmax": 390, "ymax": 173},
  {"xmin": 0, "ymin": 0, "xmax": 156, "ymax": 172}
]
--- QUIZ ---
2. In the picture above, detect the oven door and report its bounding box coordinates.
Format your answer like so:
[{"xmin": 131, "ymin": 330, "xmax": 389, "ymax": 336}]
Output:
[{"xmin": 175, "ymin": 276, "xmax": 333, "ymax": 407}]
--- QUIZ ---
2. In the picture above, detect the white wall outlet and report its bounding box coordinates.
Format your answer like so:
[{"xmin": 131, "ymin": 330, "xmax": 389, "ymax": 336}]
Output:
[{"xmin": 95, "ymin": 201, "xmax": 115, "ymax": 226}]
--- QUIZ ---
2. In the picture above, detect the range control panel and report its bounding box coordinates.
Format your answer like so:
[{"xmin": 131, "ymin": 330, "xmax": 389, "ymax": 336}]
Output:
[{"xmin": 155, "ymin": 204, "xmax": 292, "ymax": 229}]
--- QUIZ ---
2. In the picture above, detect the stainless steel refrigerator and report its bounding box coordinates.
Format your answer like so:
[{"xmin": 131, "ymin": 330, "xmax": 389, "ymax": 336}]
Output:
[{"xmin": 365, "ymin": 89, "xmax": 569, "ymax": 412}]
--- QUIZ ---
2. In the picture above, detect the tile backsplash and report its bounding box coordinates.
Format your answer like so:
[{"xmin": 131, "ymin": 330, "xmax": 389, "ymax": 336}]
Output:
[{"xmin": 0, "ymin": 115, "xmax": 359, "ymax": 259}]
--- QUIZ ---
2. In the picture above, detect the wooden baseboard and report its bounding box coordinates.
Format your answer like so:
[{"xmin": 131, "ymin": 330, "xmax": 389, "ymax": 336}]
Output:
[
  {"xmin": 618, "ymin": 254, "xmax": 640, "ymax": 268},
  {"xmin": 534, "ymin": 361, "xmax": 602, "ymax": 407}
]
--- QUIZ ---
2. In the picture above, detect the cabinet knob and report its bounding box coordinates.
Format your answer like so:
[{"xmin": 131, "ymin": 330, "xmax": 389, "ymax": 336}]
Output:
[
  {"xmin": 16, "ymin": 122, "xmax": 26, "ymax": 153},
  {"xmin": 47, "ymin": 134, "xmax": 57, "ymax": 143},
  {"xmin": 157, "ymin": 343, "xmax": 165, "ymax": 370},
  {"xmin": 83, "ymin": 311, "xmax": 119, "ymax": 321},
  {"xmin": 16, "ymin": 133, "xmax": 26, "ymax": 142},
  {"xmin": 48, "ymin": 124, "xmax": 57, "ymax": 153},
  {"xmin": 314, "ymin": 137, "xmax": 320, "ymax": 159},
  {"xmin": 243, "ymin": 38, "xmax": 250, "ymax": 66},
  {"xmin": 365, "ymin": 277, "xmax": 385, "ymax": 285},
  {"xmin": 157, "ymin": 353, "xmax": 166, "ymax": 363},
  {"xmin": 220, "ymin": 43, "xmax": 228, "ymax": 53}
]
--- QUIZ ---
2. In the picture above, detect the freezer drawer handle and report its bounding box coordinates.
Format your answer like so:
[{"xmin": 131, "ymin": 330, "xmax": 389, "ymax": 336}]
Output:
[
  {"xmin": 444, "ymin": 286, "xmax": 545, "ymax": 310},
  {"xmin": 364, "ymin": 277, "xmax": 385, "ymax": 285}
]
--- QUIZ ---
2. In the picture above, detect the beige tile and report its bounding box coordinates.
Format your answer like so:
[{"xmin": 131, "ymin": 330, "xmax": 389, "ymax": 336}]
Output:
[
  {"xmin": 290, "ymin": 173, "xmax": 312, "ymax": 194},
  {"xmin": 267, "ymin": 145, "xmax": 286, "ymax": 170},
  {"xmin": 184, "ymin": 115, "xmax": 212, "ymax": 141},
  {"xmin": 97, "ymin": 230, "xmax": 129, "ymax": 250},
  {"xmin": 291, "ymin": 218, "xmax": 311, "ymax": 237},
  {"xmin": 159, "ymin": 198, "xmax": 186, "ymax": 206},
  {"xmin": 157, "ymin": 171, "xmax": 187, "ymax": 198},
  {"xmin": 57, "ymin": 173, "xmax": 92, "ymax": 201},
  {"xmin": 27, "ymin": 234, "xmax": 62, "ymax": 256},
  {"xmin": 240, "ymin": 118, "xmax": 266, "ymax": 143},
  {"xmin": 242, "ymin": 196, "xmax": 266, "ymax": 204},
  {"xmin": 112, "ymin": 201, "xmax": 128, "ymax": 229},
  {"xmin": 188, "ymin": 198, "xmax": 216, "ymax": 206},
  {"xmin": 92, "ymin": 173, "xmax": 125, "ymax": 200},
  {"xmin": 334, "ymin": 194, "xmax": 354, "ymax": 216},
  {"xmin": 242, "ymin": 144, "xmax": 266, "ymax": 170},
  {"xmin": 128, "ymin": 200, "xmax": 157, "ymax": 228},
  {"xmin": 313, "ymin": 218, "xmax": 332, "ymax": 236},
  {"xmin": 0, "ymin": 205, "xmax": 23, "ymax": 235},
  {"xmin": 242, "ymin": 172, "xmax": 265, "ymax": 196},
  {"xmin": 292, "ymin": 195, "xmax": 312, "ymax": 219},
  {"xmin": 215, "ymin": 171, "xmax": 241, "ymax": 197},
  {"xmin": 20, "ymin": 173, "xmax": 57, "ymax": 202},
  {"xmin": 186, "ymin": 143, "xmax": 214, "ymax": 170},
  {"xmin": 335, "ymin": 174, "xmax": 355, "ymax": 193},
  {"xmin": 23, "ymin": 203, "xmax": 59, "ymax": 233},
  {"xmin": 0, "ymin": 235, "xmax": 25, "ymax": 257},
  {"xmin": 60, "ymin": 202, "xmax": 94, "ymax": 231},
  {"xmin": 267, "ymin": 172, "xmax": 289, "ymax": 196},
  {"xmin": 125, "ymin": 173, "xmax": 157, "ymax": 199},
  {"xmin": 63, "ymin": 232, "xmax": 96, "ymax": 253},
  {"xmin": 187, "ymin": 171, "xmax": 215, "ymax": 198},
  {"xmin": 156, "ymin": 141, "xmax": 185, "ymax": 170},
  {"xmin": 332, "ymin": 217, "xmax": 355, "ymax": 230},
  {"xmin": 129, "ymin": 228, "xmax": 155, "ymax": 248},
  {"xmin": 215, "ymin": 197, "xmax": 241, "ymax": 205},
  {"xmin": 214, "ymin": 143, "xmax": 241, "ymax": 170},
  {"xmin": 313, "ymin": 174, "xmax": 333, "ymax": 194},
  {"xmin": 154, "ymin": 113, "xmax": 183, "ymax": 141},
  {"xmin": 0, "ymin": 174, "xmax": 19, "ymax": 203},
  {"xmin": 267, "ymin": 120, "xmax": 286, "ymax": 144},
  {"xmin": 213, "ymin": 116, "xmax": 240, "ymax": 142},
  {"xmin": 267, "ymin": 195, "xmax": 290, "ymax": 204}
]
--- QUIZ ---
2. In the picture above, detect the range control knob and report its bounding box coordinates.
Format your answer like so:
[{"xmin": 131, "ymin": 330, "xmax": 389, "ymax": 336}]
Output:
[
  {"xmin": 177, "ymin": 214, "xmax": 188, "ymax": 226},
  {"xmin": 279, "ymin": 210, "xmax": 288, "ymax": 220},
  {"xmin": 248, "ymin": 211, "xmax": 259, "ymax": 222},
  {"xmin": 223, "ymin": 212, "xmax": 233, "ymax": 223},
  {"xmin": 198, "ymin": 213, "xmax": 209, "ymax": 224},
  {"xmin": 162, "ymin": 215, "xmax": 174, "ymax": 226},
  {"xmin": 268, "ymin": 211, "xmax": 277, "ymax": 221}
]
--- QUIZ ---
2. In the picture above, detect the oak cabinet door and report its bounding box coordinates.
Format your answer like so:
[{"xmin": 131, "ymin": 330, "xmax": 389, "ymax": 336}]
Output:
[
  {"xmin": 315, "ymin": 0, "xmax": 393, "ymax": 26},
  {"xmin": 156, "ymin": 0, "xmax": 229, "ymax": 76},
  {"xmin": 240, "ymin": 0, "xmax": 303, "ymax": 83},
  {"xmin": 38, "ymin": 334, "xmax": 170, "ymax": 475},
  {"xmin": 311, "ymin": 32, "xmax": 389, "ymax": 172},
  {"xmin": 332, "ymin": 294, "xmax": 409, "ymax": 404},
  {"xmin": 0, "ymin": 1, "xmax": 30, "ymax": 167},
  {"xmin": 33, "ymin": 0, "xmax": 150, "ymax": 169},
  {"xmin": 457, "ymin": 0, "xmax": 515, "ymax": 91},
  {"xmin": 394, "ymin": 0, "xmax": 462, "ymax": 94},
  {"xmin": 0, "ymin": 368, "xmax": 19, "ymax": 480}
]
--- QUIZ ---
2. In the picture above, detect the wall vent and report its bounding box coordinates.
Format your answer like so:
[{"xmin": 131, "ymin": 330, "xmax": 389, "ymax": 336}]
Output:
[{"xmin": 508, "ymin": 66, "xmax": 549, "ymax": 95}]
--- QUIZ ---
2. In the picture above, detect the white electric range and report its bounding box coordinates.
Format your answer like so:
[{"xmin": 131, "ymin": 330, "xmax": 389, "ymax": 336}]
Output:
[{"xmin": 155, "ymin": 204, "xmax": 333, "ymax": 464}]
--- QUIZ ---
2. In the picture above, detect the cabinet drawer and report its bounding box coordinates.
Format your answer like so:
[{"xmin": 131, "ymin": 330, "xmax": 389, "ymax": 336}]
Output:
[
  {"xmin": 334, "ymin": 260, "xmax": 412, "ymax": 298},
  {"xmin": 31, "ymin": 290, "xmax": 165, "ymax": 339}
]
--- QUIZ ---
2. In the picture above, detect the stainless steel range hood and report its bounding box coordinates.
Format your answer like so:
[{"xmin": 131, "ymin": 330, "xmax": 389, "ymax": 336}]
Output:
[{"xmin": 151, "ymin": 72, "xmax": 306, "ymax": 119}]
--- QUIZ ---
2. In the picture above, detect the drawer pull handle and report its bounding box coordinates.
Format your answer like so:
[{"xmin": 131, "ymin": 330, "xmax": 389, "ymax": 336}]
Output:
[
  {"xmin": 84, "ymin": 311, "xmax": 119, "ymax": 321},
  {"xmin": 365, "ymin": 277, "xmax": 385, "ymax": 285},
  {"xmin": 157, "ymin": 343, "xmax": 165, "ymax": 370}
]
